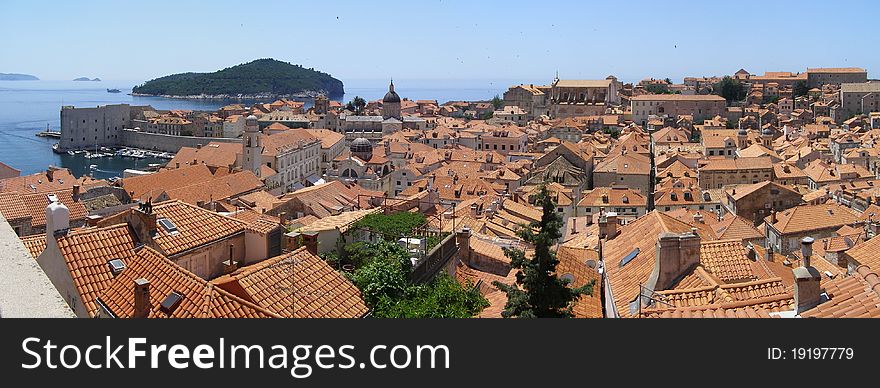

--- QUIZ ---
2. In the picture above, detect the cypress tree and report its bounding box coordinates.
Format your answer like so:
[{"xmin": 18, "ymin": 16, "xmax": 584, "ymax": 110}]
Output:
[{"xmin": 492, "ymin": 185, "xmax": 593, "ymax": 318}]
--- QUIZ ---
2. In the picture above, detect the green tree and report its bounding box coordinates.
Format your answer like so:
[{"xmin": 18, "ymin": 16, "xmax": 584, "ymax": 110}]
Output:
[
  {"xmin": 793, "ymin": 81, "xmax": 809, "ymax": 98},
  {"xmin": 491, "ymin": 94, "xmax": 504, "ymax": 110},
  {"xmin": 374, "ymin": 273, "xmax": 489, "ymax": 318},
  {"xmin": 714, "ymin": 76, "xmax": 746, "ymax": 103},
  {"xmin": 350, "ymin": 253, "xmax": 410, "ymax": 307},
  {"xmin": 492, "ymin": 185, "xmax": 593, "ymax": 318}
]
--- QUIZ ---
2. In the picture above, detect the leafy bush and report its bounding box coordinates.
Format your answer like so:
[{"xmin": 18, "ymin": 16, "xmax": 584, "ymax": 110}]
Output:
[{"xmin": 353, "ymin": 212, "xmax": 427, "ymax": 240}]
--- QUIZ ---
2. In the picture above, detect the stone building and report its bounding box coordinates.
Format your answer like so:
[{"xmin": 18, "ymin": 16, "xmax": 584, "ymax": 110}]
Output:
[
  {"xmin": 549, "ymin": 76, "xmax": 622, "ymax": 119},
  {"xmin": 807, "ymin": 67, "xmax": 867, "ymax": 88},
  {"xmin": 59, "ymin": 104, "xmax": 131, "ymax": 151},
  {"xmin": 502, "ymin": 84, "xmax": 549, "ymax": 120},
  {"xmin": 698, "ymin": 157, "xmax": 774, "ymax": 189},
  {"xmin": 723, "ymin": 181, "xmax": 804, "ymax": 226},
  {"xmin": 630, "ymin": 94, "xmax": 726, "ymax": 126},
  {"xmin": 839, "ymin": 82, "xmax": 880, "ymax": 119}
]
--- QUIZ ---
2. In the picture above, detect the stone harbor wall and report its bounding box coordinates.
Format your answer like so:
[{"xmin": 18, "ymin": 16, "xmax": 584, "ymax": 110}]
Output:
[{"xmin": 119, "ymin": 129, "xmax": 241, "ymax": 153}]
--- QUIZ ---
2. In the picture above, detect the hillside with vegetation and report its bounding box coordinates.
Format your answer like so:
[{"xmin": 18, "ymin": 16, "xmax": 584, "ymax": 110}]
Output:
[
  {"xmin": 0, "ymin": 73, "xmax": 39, "ymax": 80},
  {"xmin": 132, "ymin": 58, "xmax": 344, "ymax": 98}
]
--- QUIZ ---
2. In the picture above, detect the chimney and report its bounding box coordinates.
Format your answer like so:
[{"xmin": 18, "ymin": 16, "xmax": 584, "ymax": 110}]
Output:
[
  {"xmin": 126, "ymin": 202, "xmax": 158, "ymax": 244},
  {"xmin": 45, "ymin": 200, "xmax": 70, "ymax": 237},
  {"xmin": 86, "ymin": 214, "xmax": 103, "ymax": 227},
  {"xmin": 196, "ymin": 143, "xmax": 202, "ymax": 149},
  {"xmin": 72, "ymin": 185, "xmax": 81, "ymax": 202},
  {"xmin": 133, "ymin": 278, "xmax": 151, "ymax": 318},
  {"xmin": 693, "ymin": 212, "xmax": 704, "ymax": 224},
  {"xmin": 302, "ymin": 231, "xmax": 319, "ymax": 255},
  {"xmin": 765, "ymin": 245, "xmax": 774, "ymax": 262},
  {"xmin": 598, "ymin": 211, "xmax": 618, "ymax": 239},
  {"xmin": 794, "ymin": 237, "xmax": 822, "ymax": 313},
  {"xmin": 456, "ymin": 227, "xmax": 472, "ymax": 264},
  {"xmin": 570, "ymin": 218, "xmax": 578, "ymax": 235},
  {"xmin": 46, "ymin": 167, "xmax": 57, "ymax": 182},
  {"xmin": 746, "ymin": 245, "xmax": 756, "ymax": 261},
  {"xmin": 646, "ymin": 230, "xmax": 702, "ymax": 294},
  {"xmin": 769, "ymin": 210, "xmax": 777, "ymax": 224},
  {"xmin": 469, "ymin": 203, "xmax": 478, "ymax": 217}
]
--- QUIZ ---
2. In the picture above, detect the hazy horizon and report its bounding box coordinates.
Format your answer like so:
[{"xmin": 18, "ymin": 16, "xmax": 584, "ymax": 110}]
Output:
[{"xmin": 2, "ymin": 0, "xmax": 878, "ymax": 83}]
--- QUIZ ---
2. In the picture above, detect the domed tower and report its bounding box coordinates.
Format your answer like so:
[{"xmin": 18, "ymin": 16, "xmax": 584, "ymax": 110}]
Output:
[
  {"xmin": 382, "ymin": 80, "xmax": 401, "ymax": 120},
  {"xmin": 243, "ymin": 115, "xmax": 263, "ymax": 177},
  {"xmin": 737, "ymin": 126, "xmax": 749, "ymax": 149},
  {"xmin": 762, "ymin": 127, "xmax": 774, "ymax": 148},
  {"xmin": 350, "ymin": 138, "xmax": 373, "ymax": 162}
]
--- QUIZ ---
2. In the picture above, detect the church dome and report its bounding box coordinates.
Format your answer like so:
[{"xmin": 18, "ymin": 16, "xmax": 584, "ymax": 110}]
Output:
[
  {"xmin": 762, "ymin": 127, "xmax": 774, "ymax": 136},
  {"xmin": 737, "ymin": 127, "xmax": 748, "ymax": 136},
  {"xmin": 383, "ymin": 80, "xmax": 401, "ymax": 103},
  {"xmin": 350, "ymin": 138, "xmax": 373, "ymax": 161}
]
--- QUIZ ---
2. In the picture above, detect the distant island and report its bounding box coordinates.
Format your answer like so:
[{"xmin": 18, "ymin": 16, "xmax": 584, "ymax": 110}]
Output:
[
  {"xmin": 73, "ymin": 77, "xmax": 101, "ymax": 81},
  {"xmin": 131, "ymin": 58, "xmax": 344, "ymax": 99},
  {"xmin": 0, "ymin": 73, "xmax": 39, "ymax": 81}
]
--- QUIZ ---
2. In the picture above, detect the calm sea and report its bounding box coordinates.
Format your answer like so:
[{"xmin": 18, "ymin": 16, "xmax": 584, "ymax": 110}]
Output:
[{"xmin": 0, "ymin": 78, "xmax": 516, "ymax": 178}]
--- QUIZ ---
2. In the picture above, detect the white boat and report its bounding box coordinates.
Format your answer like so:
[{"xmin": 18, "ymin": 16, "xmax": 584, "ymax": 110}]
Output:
[
  {"xmin": 89, "ymin": 164, "xmax": 98, "ymax": 170},
  {"xmin": 67, "ymin": 151, "xmax": 75, "ymax": 156}
]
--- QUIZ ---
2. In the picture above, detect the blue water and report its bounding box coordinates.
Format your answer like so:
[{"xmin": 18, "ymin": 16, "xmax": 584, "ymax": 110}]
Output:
[{"xmin": 0, "ymin": 78, "xmax": 514, "ymax": 177}]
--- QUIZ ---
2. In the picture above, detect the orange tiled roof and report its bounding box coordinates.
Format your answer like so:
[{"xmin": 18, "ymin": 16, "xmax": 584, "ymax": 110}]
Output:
[
  {"xmin": 767, "ymin": 203, "xmax": 859, "ymax": 235},
  {"xmin": 121, "ymin": 164, "xmax": 216, "ymax": 201},
  {"xmin": 97, "ymin": 246, "xmax": 279, "ymax": 318},
  {"xmin": 167, "ymin": 142, "xmax": 241, "ymax": 169},
  {"xmin": 0, "ymin": 192, "xmax": 30, "ymax": 221},
  {"xmin": 211, "ymin": 247, "xmax": 368, "ymax": 318},
  {"xmin": 150, "ymin": 200, "xmax": 247, "ymax": 256},
  {"xmin": 800, "ymin": 265, "xmax": 880, "ymax": 318},
  {"xmin": 52, "ymin": 223, "xmax": 140, "ymax": 316},
  {"xmin": 0, "ymin": 168, "xmax": 76, "ymax": 194},
  {"xmin": 163, "ymin": 171, "xmax": 263, "ymax": 205},
  {"xmin": 230, "ymin": 209, "xmax": 282, "ymax": 235},
  {"xmin": 19, "ymin": 234, "xmax": 46, "ymax": 258}
]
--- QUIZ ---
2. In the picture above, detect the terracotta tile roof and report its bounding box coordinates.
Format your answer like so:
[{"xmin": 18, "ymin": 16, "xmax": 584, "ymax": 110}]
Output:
[
  {"xmin": 19, "ymin": 234, "xmax": 46, "ymax": 258},
  {"xmin": 167, "ymin": 142, "xmax": 241, "ymax": 169},
  {"xmin": 0, "ymin": 192, "xmax": 30, "ymax": 222},
  {"xmin": 700, "ymin": 156, "xmax": 773, "ymax": 171},
  {"xmin": 163, "ymin": 171, "xmax": 263, "ymax": 205},
  {"xmin": 279, "ymin": 181, "xmax": 366, "ymax": 218},
  {"xmin": 19, "ymin": 189, "xmax": 89, "ymax": 229},
  {"xmin": 236, "ymin": 190, "xmax": 283, "ymax": 213},
  {"xmin": 641, "ymin": 294, "xmax": 793, "ymax": 318},
  {"xmin": 262, "ymin": 129, "xmax": 320, "ymax": 158},
  {"xmin": 298, "ymin": 208, "xmax": 380, "ymax": 233},
  {"xmin": 304, "ymin": 128, "xmax": 345, "ymax": 149},
  {"xmin": 52, "ymin": 223, "xmax": 140, "ymax": 316},
  {"xmin": 121, "ymin": 164, "xmax": 216, "ymax": 201},
  {"xmin": 767, "ymin": 203, "xmax": 860, "ymax": 235},
  {"xmin": 211, "ymin": 247, "xmax": 368, "ymax": 318},
  {"xmin": 844, "ymin": 235, "xmax": 880, "ymax": 271},
  {"xmin": 577, "ymin": 186, "xmax": 647, "ymax": 208},
  {"xmin": 229, "ymin": 209, "xmax": 282, "ymax": 234},
  {"xmin": 699, "ymin": 240, "xmax": 755, "ymax": 283},
  {"xmin": 800, "ymin": 265, "xmax": 880, "ymax": 318},
  {"xmin": 603, "ymin": 211, "xmax": 697, "ymax": 318},
  {"xmin": 594, "ymin": 152, "xmax": 651, "ymax": 175},
  {"xmin": 150, "ymin": 200, "xmax": 247, "ymax": 256},
  {"xmin": 557, "ymin": 246, "xmax": 603, "ymax": 318},
  {"xmin": 97, "ymin": 246, "xmax": 279, "ymax": 318},
  {"xmin": 712, "ymin": 215, "xmax": 764, "ymax": 242},
  {"xmin": 0, "ymin": 167, "xmax": 76, "ymax": 194}
]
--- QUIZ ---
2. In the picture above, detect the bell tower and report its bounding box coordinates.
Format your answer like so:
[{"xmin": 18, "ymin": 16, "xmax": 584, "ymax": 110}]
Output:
[{"xmin": 243, "ymin": 115, "xmax": 262, "ymax": 177}]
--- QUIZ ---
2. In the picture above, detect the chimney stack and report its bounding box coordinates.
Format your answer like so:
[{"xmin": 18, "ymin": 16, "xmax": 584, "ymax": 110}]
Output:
[
  {"xmin": 126, "ymin": 202, "xmax": 158, "ymax": 244},
  {"xmin": 765, "ymin": 245, "xmax": 774, "ymax": 262},
  {"xmin": 72, "ymin": 185, "xmax": 81, "ymax": 202},
  {"xmin": 133, "ymin": 278, "xmax": 151, "ymax": 318},
  {"xmin": 456, "ymin": 227, "xmax": 472, "ymax": 264},
  {"xmin": 794, "ymin": 237, "xmax": 822, "ymax": 313},
  {"xmin": 598, "ymin": 210, "xmax": 618, "ymax": 239},
  {"xmin": 570, "ymin": 218, "xmax": 578, "ymax": 235},
  {"xmin": 769, "ymin": 210, "xmax": 777, "ymax": 224},
  {"xmin": 646, "ymin": 230, "xmax": 702, "ymax": 294}
]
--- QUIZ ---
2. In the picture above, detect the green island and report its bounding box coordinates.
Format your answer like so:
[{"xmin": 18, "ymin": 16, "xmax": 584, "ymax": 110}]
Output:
[{"xmin": 132, "ymin": 58, "xmax": 344, "ymax": 98}]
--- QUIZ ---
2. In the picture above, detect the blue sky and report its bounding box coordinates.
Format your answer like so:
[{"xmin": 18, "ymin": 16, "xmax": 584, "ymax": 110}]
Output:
[{"xmin": 1, "ymin": 0, "xmax": 878, "ymax": 84}]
